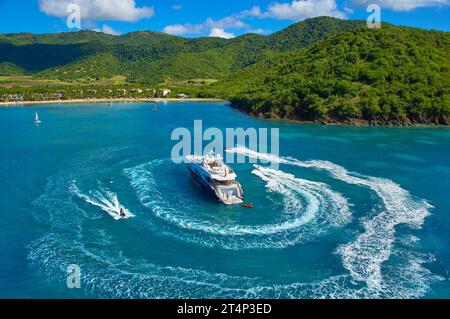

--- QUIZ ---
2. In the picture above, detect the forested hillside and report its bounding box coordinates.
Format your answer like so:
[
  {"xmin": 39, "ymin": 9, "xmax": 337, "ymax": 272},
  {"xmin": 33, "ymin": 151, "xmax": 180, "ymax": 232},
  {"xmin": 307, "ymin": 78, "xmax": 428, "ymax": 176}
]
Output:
[
  {"xmin": 1, "ymin": 17, "xmax": 448, "ymax": 125},
  {"xmin": 0, "ymin": 17, "xmax": 364, "ymax": 83},
  {"xmin": 220, "ymin": 26, "xmax": 450, "ymax": 125}
]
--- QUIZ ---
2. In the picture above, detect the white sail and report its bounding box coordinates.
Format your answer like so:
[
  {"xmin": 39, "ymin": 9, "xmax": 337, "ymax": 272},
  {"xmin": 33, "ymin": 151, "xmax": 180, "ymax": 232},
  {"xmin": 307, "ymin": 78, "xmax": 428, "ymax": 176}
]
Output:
[{"xmin": 34, "ymin": 112, "xmax": 41, "ymax": 123}]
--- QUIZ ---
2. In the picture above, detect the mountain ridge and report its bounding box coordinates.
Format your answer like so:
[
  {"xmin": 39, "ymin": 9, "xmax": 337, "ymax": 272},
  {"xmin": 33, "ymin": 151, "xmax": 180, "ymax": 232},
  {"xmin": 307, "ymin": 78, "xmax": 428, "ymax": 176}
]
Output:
[
  {"xmin": 0, "ymin": 17, "xmax": 448, "ymax": 125},
  {"xmin": 0, "ymin": 17, "xmax": 367, "ymax": 83}
]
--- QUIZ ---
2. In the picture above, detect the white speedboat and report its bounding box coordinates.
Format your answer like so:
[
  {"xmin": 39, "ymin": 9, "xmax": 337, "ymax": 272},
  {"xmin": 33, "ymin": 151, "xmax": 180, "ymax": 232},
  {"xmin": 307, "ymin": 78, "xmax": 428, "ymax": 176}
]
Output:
[{"xmin": 186, "ymin": 152, "xmax": 244, "ymax": 205}]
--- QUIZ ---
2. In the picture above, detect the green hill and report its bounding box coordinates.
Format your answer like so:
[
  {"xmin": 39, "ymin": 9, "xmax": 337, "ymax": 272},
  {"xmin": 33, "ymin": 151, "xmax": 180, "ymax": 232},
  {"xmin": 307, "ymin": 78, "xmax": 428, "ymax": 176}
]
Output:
[
  {"xmin": 218, "ymin": 26, "xmax": 449, "ymax": 125},
  {"xmin": 0, "ymin": 17, "xmax": 448, "ymax": 125},
  {"xmin": 0, "ymin": 17, "xmax": 364, "ymax": 84}
]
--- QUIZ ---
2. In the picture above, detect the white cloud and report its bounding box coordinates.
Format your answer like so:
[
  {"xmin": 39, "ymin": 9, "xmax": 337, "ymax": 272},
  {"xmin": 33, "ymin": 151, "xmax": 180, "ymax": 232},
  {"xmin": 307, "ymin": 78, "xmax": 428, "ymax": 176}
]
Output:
[
  {"xmin": 344, "ymin": 7, "xmax": 355, "ymax": 14},
  {"xmin": 162, "ymin": 1, "xmax": 351, "ymax": 37},
  {"xmin": 100, "ymin": 24, "xmax": 121, "ymax": 35},
  {"xmin": 353, "ymin": 0, "xmax": 449, "ymax": 11},
  {"xmin": 204, "ymin": 17, "xmax": 249, "ymax": 29},
  {"xmin": 209, "ymin": 28, "xmax": 235, "ymax": 39},
  {"xmin": 39, "ymin": 0, "xmax": 154, "ymax": 22},
  {"xmin": 266, "ymin": 0, "xmax": 345, "ymax": 20},
  {"xmin": 172, "ymin": 4, "xmax": 183, "ymax": 11},
  {"xmin": 163, "ymin": 15, "xmax": 248, "ymax": 36},
  {"xmin": 238, "ymin": 6, "xmax": 264, "ymax": 18},
  {"xmin": 163, "ymin": 24, "xmax": 202, "ymax": 35}
]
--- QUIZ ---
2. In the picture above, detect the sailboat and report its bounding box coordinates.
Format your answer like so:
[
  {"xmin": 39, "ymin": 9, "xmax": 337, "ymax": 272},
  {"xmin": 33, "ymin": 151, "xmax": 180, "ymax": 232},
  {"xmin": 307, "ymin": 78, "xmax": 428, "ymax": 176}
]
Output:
[
  {"xmin": 153, "ymin": 101, "xmax": 158, "ymax": 111},
  {"xmin": 34, "ymin": 112, "xmax": 42, "ymax": 124}
]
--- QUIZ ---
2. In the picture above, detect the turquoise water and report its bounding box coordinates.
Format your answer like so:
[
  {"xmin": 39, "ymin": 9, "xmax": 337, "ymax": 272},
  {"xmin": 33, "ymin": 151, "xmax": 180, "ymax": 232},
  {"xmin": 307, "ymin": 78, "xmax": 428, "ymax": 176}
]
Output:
[{"xmin": 1, "ymin": 101, "xmax": 449, "ymax": 298}]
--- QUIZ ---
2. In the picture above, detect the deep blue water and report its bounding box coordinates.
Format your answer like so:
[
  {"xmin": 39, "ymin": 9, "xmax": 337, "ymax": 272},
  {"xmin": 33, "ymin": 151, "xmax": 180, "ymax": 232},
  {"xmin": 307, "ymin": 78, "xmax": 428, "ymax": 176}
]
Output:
[{"xmin": 0, "ymin": 101, "xmax": 449, "ymax": 298}]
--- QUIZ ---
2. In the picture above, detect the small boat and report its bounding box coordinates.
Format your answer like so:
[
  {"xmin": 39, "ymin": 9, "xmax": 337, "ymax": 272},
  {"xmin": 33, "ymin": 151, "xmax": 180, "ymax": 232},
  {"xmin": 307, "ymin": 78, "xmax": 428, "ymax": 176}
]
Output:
[
  {"xmin": 186, "ymin": 151, "xmax": 244, "ymax": 205},
  {"xmin": 33, "ymin": 112, "xmax": 42, "ymax": 124},
  {"xmin": 153, "ymin": 101, "xmax": 158, "ymax": 111},
  {"xmin": 118, "ymin": 207, "xmax": 129, "ymax": 219},
  {"xmin": 241, "ymin": 203, "xmax": 253, "ymax": 209}
]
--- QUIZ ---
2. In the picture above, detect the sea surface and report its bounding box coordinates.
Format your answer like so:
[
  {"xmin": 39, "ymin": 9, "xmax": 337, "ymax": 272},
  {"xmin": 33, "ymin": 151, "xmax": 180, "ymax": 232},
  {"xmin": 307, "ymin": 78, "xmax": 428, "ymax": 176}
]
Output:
[{"xmin": 0, "ymin": 101, "xmax": 449, "ymax": 298}]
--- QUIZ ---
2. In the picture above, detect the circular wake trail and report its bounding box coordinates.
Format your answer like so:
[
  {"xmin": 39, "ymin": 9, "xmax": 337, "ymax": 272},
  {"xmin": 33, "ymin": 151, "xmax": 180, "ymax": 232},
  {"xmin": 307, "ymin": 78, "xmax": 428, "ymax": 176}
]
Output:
[
  {"xmin": 27, "ymin": 147, "xmax": 440, "ymax": 299},
  {"xmin": 226, "ymin": 147, "xmax": 434, "ymax": 291},
  {"xmin": 28, "ymin": 232, "xmax": 437, "ymax": 299},
  {"xmin": 124, "ymin": 159, "xmax": 350, "ymax": 249}
]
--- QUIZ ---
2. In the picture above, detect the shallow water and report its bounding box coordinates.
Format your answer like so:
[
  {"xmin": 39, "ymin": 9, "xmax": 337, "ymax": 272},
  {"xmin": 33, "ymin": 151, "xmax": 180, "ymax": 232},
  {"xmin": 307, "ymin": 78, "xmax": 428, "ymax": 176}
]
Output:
[{"xmin": 0, "ymin": 101, "xmax": 449, "ymax": 298}]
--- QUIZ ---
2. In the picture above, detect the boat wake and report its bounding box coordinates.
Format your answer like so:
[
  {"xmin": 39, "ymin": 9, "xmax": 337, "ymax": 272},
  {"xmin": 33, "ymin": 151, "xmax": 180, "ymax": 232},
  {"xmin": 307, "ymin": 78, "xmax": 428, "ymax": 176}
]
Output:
[
  {"xmin": 124, "ymin": 159, "xmax": 350, "ymax": 249},
  {"xmin": 251, "ymin": 165, "xmax": 351, "ymax": 231},
  {"xmin": 226, "ymin": 146, "xmax": 435, "ymax": 291},
  {"xmin": 70, "ymin": 184, "xmax": 134, "ymax": 220},
  {"xmin": 27, "ymin": 147, "xmax": 440, "ymax": 299}
]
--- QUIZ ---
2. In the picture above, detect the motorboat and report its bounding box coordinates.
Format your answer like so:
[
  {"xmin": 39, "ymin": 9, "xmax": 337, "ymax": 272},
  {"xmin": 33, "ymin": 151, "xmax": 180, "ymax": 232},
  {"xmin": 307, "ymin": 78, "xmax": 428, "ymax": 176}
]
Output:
[{"xmin": 186, "ymin": 152, "xmax": 244, "ymax": 205}]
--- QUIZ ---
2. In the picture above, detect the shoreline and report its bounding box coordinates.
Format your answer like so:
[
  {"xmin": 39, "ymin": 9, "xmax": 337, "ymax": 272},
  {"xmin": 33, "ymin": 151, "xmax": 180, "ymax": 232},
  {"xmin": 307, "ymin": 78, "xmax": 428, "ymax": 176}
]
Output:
[
  {"xmin": 248, "ymin": 113, "xmax": 450, "ymax": 128},
  {"xmin": 238, "ymin": 109, "xmax": 449, "ymax": 128},
  {"xmin": 0, "ymin": 97, "xmax": 225, "ymax": 106},
  {"xmin": 228, "ymin": 103, "xmax": 449, "ymax": 127},
  {"xmin": 1, "ymin": 98, "xmax": 447, "ymax": 127}
]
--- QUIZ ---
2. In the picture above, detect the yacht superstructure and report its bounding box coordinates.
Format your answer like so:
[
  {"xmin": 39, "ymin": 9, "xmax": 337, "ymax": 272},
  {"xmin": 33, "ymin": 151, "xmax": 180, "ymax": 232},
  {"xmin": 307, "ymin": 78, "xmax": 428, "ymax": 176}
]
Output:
[{"xmin": 186, "ymin": 152, "xmax": 244, "ymax": 205}]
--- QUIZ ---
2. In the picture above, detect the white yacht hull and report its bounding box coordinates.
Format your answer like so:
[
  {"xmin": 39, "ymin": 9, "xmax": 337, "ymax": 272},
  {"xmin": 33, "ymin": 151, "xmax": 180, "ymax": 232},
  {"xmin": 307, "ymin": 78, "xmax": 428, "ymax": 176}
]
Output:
[{"xmin": 187, "ymin": 161, "xmax": 244, "ymax": 205}]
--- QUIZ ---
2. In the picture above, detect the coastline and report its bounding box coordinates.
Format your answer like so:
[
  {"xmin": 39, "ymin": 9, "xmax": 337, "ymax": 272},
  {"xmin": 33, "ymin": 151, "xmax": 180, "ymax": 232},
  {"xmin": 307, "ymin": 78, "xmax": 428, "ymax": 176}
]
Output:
[
  {"xmin": 2, "ymin": 97, "xmax": 447, "ymax": 127},
  {"xmin": 248, "ymin": 113, "xmax": 450, "ymax": 128},
  {"xmin": 239, "ymin": 109, "xmax": 449, "ymax": 128},
  {"xmin": 0, "ymin": 97, "xmax": 225, "ymax": 106},
  {"xmin": 227, "ymin": 102, "xmax": 449, "ymax": 127}
]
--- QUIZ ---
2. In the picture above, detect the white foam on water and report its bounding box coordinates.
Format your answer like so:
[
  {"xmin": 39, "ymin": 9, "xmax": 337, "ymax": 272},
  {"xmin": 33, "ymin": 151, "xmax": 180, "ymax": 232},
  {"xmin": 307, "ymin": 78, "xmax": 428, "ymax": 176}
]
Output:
[
  {"xmin": 252, "ymin": 165, "xmax": 351, "ymax": 229},
  {"xmin": 28, "ymin": 232, "xmax": 439, "ymax": 299},
  {"xmin": 227, "ymin": 146, "xmax": 436, "ymax": 293},
  {"xmin": 124, "ymin": 159, "xmax": 350, "ymax": 249},
  {"xmin": 70, "ymin": 184, "xmax": 134, "ymax": 220},
  {"xmin": 226, "ymin": 146, "xmax": 286, "ymax": 164},
  {"xmin": 27, "ymin": 148, "xmax": 441, "ymax": 299},
  {"xmin": 27, "ymin": 234, "xmax": 259, "ymax": 298}
]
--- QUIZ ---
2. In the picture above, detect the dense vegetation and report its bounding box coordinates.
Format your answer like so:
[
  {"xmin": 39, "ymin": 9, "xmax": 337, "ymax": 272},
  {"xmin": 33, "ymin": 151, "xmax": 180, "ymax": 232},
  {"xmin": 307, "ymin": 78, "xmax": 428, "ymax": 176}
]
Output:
[
  {"xmin": 0, "ymin": 17, "xmax": 364, "ymax": 83},
  {"xmin": 219, "ymin": 26, "xmax": 450, "ymax": 125},
  {"xmin": 0, "ymin": 17, "xmax": 449, "ymax": 125}
]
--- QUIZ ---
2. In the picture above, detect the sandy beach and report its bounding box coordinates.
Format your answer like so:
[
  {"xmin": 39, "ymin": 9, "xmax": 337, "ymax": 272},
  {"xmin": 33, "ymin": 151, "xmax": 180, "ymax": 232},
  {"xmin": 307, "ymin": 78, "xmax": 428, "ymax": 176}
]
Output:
[{"xmin": 0, "ymin": 97, "xmax": 224, "ymax": 106}]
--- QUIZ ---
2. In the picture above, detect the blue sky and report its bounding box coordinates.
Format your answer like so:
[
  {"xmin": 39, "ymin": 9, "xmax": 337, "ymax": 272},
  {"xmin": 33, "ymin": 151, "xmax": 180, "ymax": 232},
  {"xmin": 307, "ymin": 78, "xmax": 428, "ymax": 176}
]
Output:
[{"xmin": 0, "ymin": 0, "xmax": 448, "ymax": 37}]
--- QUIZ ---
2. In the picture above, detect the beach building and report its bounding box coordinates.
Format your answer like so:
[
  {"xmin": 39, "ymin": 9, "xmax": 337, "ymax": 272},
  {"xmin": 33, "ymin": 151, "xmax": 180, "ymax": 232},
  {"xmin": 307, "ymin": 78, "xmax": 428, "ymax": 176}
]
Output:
[{"xmin": 160, "ymin": 89, "xmax": 171, "ymax": 97}]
